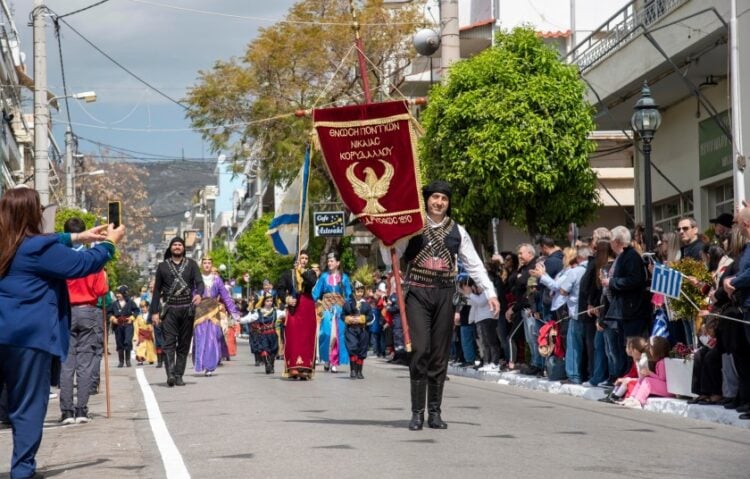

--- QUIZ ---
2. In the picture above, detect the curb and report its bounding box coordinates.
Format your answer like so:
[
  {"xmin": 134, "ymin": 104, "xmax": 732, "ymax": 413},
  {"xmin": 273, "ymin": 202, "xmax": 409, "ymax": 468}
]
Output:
[{"xmin": 448, "ymin": 365, "xmax": 750, "ymax": 430}]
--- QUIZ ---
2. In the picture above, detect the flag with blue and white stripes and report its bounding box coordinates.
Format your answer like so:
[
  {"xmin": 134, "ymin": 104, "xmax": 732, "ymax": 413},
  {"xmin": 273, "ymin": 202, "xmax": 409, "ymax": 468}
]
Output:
[
  {"xmin": 650, "ymin": 263, "xmax": 683, "ymax": 299},
  {"xmin": 266, "ymin": 145, "xmax": 310, "ymax": 256}
]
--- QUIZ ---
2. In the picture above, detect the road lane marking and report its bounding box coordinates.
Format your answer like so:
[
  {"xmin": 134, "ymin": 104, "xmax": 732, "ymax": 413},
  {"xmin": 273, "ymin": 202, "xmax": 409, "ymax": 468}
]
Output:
[{"xmin": 135, "ymin": 368, "xmax": 191, "ymax": 479}]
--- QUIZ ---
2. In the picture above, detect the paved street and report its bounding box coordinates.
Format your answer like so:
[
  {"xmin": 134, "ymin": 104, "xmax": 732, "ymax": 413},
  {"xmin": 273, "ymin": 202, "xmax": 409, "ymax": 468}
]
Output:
[{"xmin": 3, "ymin": 340, "xmax": 750, "ymax": 479}]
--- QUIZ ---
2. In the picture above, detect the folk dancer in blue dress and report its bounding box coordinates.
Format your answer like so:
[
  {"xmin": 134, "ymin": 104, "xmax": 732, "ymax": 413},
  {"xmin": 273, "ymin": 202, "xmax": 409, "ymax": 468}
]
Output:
[
  {"xmin": 312, "ymin": 252, "xmax": 353, "ymax": 373},
  {"xmin": 248, "ymin": 294, "xmax": 285, "ymax": 374},
  {"xmin": 343, "ymin": 281, "xmax": 374, "ymax": 379}
]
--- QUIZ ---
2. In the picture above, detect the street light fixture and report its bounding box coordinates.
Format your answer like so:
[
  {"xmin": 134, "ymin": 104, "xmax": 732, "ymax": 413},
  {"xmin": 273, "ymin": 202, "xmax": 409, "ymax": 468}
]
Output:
[
  {"xmin": 70, "ymin": 91, "xmax": 97, "ymax": 103},
  {"xmin": 74, "ymin": 169, "xmax": 104, "ymax": 178},
  {"xmin": 631, "ymin": 81, "xmax": 662, "ymax": 252}
]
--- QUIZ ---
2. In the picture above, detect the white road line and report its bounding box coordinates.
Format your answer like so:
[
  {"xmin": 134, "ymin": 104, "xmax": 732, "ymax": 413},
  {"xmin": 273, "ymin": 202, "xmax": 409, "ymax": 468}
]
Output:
[{"xmin": 135, "ymin": 368, "xmax": 191, "ymax": 479}]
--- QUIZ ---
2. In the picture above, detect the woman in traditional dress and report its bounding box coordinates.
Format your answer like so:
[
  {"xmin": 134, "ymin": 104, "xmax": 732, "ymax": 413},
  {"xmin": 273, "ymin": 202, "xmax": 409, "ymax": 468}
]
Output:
[
  {"xmin": 193, "ymin": 257, "xmax": 239, "ymax": 376},
  {"xmin": 133, "ymin": 300, "xmax": 157, "ymax": 365},
  {"xmin": 312, "ymin": 252, "xmax": 353, "ymax": 373},
  {"xmin": 249, "ymin": 295, "xmax": 284, "ymax": 374},
  {"xmin": 284, "ymin": 268, "xmax": 319, "ymax": 380}
]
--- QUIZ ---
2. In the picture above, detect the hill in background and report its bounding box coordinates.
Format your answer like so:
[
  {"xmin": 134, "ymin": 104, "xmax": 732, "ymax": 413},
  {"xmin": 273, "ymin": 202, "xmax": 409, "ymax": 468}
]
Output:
[{"xmin": 141, "ymin": 160, "xmax": 216, "ymax": 245}]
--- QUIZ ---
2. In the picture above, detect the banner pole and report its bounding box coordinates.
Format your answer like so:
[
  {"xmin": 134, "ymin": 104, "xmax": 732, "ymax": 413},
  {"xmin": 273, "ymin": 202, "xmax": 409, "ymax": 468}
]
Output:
[
  {"xmin": 390, "ymin": 247, "xmax": 412, "ymax": 352},
  {"xmin": 101, "ymin": 301, "xmax": 112, "ymax": 419}
]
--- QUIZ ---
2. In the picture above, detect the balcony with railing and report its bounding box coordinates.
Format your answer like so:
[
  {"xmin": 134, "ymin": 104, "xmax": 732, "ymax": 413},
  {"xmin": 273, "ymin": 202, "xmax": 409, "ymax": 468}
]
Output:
[{"xmin": 567, "ymin": 0, "xmax": 689, "ymax": 73}]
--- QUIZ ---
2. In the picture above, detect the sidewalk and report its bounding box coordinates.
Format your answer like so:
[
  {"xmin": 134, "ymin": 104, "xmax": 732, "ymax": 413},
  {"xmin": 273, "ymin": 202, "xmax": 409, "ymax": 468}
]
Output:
[
  {"xmin": 1, "ymin": 345, "xmax": 163, "ymax": 479},
  {"xmin": 448, "ymin": 364, "xmax": 750, "ymax": 430}
]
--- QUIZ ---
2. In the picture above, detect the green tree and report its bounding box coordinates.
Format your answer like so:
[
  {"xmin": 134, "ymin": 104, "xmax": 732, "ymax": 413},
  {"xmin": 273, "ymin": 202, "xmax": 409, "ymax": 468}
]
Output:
[
  {"xmin": 185, "ymin": 0, "xmax": 422, "ymax": 203},
  {"xmin": 54, "ymin": 206, "xmax": 124, "ymax": 291},
  {"xmin": 420, "ymin": 27, "xmax": 599, "ymax": 237},
  {"xmin": 54, "ymin": 207, "xmax": 98, "ymax": 232},
  {"xmin": 212, "ymin": 214, "xmax": 295, "ymax": 288}
]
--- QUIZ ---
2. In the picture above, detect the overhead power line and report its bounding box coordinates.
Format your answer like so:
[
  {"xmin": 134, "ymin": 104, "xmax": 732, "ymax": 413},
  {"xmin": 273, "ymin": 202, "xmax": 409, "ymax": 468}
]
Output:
[
  {"xmin": 129, "ymin": 0, "xmax": 423, "ymax": 26},
  {"xmin": 77, "ymin": 136, "xmax": 181, "ymax": 158},
  {"xmin": 58, "ymin": 0, "xmax": 113, "ymax": 19},
  {"xmin": 54, "ymin": 15, "xmax": 188, "ymax": 110}
]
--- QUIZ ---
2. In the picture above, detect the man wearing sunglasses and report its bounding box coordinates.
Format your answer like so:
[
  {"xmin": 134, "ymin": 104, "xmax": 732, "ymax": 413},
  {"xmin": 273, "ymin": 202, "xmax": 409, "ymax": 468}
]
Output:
[{"xmin": 676, "ymin": 217, "xmax": 704, "ymax": 260}]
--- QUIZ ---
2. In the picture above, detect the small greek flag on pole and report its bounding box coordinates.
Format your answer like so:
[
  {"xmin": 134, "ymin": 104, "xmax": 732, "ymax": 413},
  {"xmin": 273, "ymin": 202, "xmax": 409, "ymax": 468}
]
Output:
[{"xmin": 650, "ymin": 263, "xmax": 683, "ymax": 299}]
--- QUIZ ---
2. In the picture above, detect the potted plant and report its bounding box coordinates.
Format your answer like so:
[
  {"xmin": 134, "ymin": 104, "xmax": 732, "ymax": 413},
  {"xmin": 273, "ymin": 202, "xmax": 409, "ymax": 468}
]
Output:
[{"xmin": 664, "ymin": 342, "xmax": 697, "ymax": 398}]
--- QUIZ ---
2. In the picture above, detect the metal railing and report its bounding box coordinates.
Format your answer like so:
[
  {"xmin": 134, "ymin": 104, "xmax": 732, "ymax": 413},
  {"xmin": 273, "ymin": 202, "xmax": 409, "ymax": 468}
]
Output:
[{"xmin": 566, "ymin": 0, "xmax": 689, "ymax": 72}]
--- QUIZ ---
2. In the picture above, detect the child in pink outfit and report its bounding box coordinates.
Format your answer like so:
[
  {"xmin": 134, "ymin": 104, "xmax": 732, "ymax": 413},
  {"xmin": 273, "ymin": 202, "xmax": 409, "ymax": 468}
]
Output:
[{"xmin": 623, "ymin": 336, "xmax": 673, "ymax": 408}]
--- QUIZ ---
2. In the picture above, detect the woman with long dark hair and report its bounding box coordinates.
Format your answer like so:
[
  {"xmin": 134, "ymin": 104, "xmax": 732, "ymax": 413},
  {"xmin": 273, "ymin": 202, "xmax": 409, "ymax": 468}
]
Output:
[{"xmin": 0, "ymin": 187, "xmax": 124, "ymax": 479}]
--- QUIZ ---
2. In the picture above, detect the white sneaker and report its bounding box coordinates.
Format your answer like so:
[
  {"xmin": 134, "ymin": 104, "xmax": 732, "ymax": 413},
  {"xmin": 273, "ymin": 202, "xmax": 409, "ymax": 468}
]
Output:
[
  {"xmin": 582, "ymin": 381, "xmax": 593, "ymax": 387},
  {"xmin": 331, "ymin": 365, "xmax": 338, "ymax": 373},
  {"xmin": 478, "ymin": 365, "xmax": 493, "ymax": 372},
  {"xmin": 49, "ymin": 392, "xmax": 58, "ymax": 400},
  {"xmin": 621, "ymin": 397, "xmax": 642, "ymax": 409},
  {"xmin": 75, "ymin": 415, "xmax": 91, "ymax": 424},
  {"xmin": 474, "ymin": 360, "xmax": 482, "ymax": 367},
  {"xmin": 205, "ymin": 370, "xmax": 213, "ymax": 377}
]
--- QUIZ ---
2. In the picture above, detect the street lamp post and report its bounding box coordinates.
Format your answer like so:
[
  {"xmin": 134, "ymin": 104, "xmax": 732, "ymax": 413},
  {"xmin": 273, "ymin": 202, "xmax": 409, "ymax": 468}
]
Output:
[
  {"xmin": 62, "ymin": 92, "xmax": 97, "ymax": 206},
  {"xmin": 631, "ymin": 81, "xmax": 662, "ymax": 252},
  {"xmin": 72, "ymin": 169, "xmax": 104, "ymax": 208}
]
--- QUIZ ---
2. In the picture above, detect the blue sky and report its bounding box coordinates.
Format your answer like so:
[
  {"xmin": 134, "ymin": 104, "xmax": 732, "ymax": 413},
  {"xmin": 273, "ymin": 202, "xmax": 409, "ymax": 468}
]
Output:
[{"xmin": 15, "ymin": 0, "xmax": 297, "ymax": 162}]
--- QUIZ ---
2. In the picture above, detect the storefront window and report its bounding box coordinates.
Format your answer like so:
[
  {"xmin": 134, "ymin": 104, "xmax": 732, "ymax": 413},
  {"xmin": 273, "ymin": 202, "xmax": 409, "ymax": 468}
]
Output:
[
  {"xmin": 653, "ymin": 193, "xmax": 694, "ymax": 232},
  {"xmin": 711, "ymin": 181, "xmax": 734, "ymax": 216}
]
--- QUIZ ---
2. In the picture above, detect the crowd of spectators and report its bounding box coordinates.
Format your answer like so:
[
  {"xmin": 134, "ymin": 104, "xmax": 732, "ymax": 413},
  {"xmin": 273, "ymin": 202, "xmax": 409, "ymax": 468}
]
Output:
[{"xmin": 446, "ymin": 213, "xmax": 750, "ymax": 417}]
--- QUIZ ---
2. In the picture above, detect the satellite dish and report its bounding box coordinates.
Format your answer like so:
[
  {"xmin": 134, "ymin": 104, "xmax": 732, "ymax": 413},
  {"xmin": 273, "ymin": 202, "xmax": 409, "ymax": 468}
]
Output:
[{"xmin": 413, "ymin": 28, "xmax": 440, "ymax": 56}]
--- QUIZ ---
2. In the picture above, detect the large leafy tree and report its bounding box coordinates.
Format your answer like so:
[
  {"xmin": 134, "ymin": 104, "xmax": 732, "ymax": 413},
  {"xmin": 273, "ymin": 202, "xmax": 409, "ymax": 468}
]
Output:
[
  {"xmin": 420, "ymin": 27, "xmax": 599, "ymax": 237},
  {"xmin": 185, "ymin": 0, "xmax": 422, "ymax": 201}
]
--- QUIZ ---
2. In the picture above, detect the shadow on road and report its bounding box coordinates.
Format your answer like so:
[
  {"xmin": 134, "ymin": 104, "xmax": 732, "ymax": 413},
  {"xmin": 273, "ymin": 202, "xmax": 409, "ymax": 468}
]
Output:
[
  {"xmin": 0, "ymin": 458, "xmax": 112, "ymax": 478},
  {"xmin": 283, "ymin": 417, "xmax": 481, "ymax": 428}
]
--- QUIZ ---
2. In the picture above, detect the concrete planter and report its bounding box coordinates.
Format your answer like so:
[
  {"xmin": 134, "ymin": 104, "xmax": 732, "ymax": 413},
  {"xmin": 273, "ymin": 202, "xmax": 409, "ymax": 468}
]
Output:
[{"xmin": 665, "ymin": 357, "xmax": 697, "ymax": 398}]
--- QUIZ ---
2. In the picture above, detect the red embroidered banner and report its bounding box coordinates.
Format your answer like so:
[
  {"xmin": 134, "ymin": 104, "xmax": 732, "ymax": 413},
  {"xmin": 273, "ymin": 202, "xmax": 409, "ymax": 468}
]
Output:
[{"xmin": 313, "ymin": 100, "xmax": 425, "ymax": 246}]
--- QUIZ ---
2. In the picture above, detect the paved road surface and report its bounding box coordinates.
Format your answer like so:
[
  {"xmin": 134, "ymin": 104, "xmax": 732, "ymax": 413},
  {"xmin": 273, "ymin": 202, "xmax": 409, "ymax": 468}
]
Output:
[{"xmin": 3, "ymin": 340, "xmax": 750, "ymax": 478}]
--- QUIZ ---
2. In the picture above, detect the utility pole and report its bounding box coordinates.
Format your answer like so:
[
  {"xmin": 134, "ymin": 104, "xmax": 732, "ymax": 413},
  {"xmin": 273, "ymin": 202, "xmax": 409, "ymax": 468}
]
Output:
[
  {"xmin": 256, "ymin": 162, "xmax": 262, "ymax": 220},
  {"xmin": 33, "ymin": 0, "xmax": 49, "ymax": 205},
  {"xmin": 730, "ymin": 0, "xmax": 746, "ymax": 203},
  {"xmin": 65, "ymin": 126, "xmax": 74, "ymax": 206},
  {"xmin": 439, "ymin": 0, "xmax": 460, "ymax": 80},
  {"xmin": 570, "ymin": 0, "xmax": 577, "ymax": 52}
]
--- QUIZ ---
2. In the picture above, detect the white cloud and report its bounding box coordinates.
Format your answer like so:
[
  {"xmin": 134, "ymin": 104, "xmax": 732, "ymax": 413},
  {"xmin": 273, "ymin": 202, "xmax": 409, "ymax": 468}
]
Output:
[{"xmin": 14, "ymin": 0, "xmax": 297, "ymax": 156}]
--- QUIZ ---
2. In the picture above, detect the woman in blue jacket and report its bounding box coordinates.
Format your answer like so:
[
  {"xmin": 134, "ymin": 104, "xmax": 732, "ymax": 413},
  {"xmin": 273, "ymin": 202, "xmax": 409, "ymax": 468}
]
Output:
[{"xmin": 0, "ymin": 187, "xmax": 124, "ymax": 479}]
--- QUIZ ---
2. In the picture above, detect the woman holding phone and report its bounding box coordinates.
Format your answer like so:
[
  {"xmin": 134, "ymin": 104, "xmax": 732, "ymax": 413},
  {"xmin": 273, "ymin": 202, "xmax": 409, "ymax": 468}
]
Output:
[{"xmin": 0, "ymin": 187, "xmax": 125, "ymax": 479}]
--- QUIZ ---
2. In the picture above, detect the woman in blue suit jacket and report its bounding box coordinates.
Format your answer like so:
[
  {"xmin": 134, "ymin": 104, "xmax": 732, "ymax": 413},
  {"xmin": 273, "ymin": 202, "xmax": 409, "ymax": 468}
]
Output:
[{"xmin": 0, "ymin": 187, "xmax": 125, "ymax": 479}]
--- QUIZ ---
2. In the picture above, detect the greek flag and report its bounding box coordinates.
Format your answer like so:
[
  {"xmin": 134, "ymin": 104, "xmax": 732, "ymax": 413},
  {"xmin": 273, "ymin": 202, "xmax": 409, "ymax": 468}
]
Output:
[
  {"xmin": 266, "ymin": 145, "xmax": 310, "ymax": 256},
  {"xmin": 650, "ymin": 263, "xmax": 683, "ymax": 299}
]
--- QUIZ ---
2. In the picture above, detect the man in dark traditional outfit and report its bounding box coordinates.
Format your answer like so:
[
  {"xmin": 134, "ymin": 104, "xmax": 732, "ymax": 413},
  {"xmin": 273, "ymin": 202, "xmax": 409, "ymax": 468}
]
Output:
[
  {"xmin": 387, "ymin": 181, "xmax": 500, "ymax": 430},
  {"xmin": 150, "ymin": 237, "xmax": 204, "ymax": 387}
]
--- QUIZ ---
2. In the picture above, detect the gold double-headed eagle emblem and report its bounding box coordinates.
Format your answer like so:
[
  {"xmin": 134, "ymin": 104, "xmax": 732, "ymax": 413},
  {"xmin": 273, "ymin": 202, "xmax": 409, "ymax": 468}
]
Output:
[{"xmin": 345, "ymin": 159, "xmax": 394, "ymax": 214}]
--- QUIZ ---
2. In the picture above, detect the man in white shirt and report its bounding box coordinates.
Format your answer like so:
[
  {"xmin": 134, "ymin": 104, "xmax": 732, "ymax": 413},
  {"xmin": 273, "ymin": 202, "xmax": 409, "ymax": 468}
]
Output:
[{"xmin": 385, "ymin": 180, "xmax": 499, "ymax": 431}]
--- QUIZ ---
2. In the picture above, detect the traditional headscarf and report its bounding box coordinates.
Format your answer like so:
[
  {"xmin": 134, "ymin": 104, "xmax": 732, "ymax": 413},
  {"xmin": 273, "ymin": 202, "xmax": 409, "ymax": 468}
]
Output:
[
  {"xmin": 422, "ymin": 180, "xmax": 452, "ymax": 216},
  {"xmin": 164, "ymin": 236, "xmax": 185, "ymax": 260}
]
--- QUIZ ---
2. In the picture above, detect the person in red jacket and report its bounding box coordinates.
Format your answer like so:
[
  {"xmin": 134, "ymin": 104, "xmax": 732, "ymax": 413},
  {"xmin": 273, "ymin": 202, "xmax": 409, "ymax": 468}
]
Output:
[{"xmin": 59, "ymin": 217, "xmax": 110, "ymax": 425}]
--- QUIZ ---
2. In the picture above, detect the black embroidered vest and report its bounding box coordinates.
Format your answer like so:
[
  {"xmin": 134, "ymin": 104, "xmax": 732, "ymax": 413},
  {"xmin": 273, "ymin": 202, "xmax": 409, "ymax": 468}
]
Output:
[{"xmin": 403, "ymin": 219, "xmax": 460, "ymax": 288}]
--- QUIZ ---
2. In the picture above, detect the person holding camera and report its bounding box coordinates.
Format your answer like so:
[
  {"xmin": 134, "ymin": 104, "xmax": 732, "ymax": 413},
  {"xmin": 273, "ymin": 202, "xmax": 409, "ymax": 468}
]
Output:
[
  {"xmin": 0, "ymin": 187, "xmax": 124, "ymax": 479},
  {"xmin": 386, "ymin": 180, "xmax": 499, "ymax": 431},
  {"xmin": 149, "ymin": 237, "xmax": 204, "ymax": 387}
]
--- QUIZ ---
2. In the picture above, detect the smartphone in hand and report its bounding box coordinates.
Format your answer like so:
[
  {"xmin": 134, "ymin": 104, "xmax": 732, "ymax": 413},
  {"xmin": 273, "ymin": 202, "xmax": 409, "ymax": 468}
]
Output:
[{"xmin": 107, "ymin": 200, "xmax": 122, "ymax": 228}]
